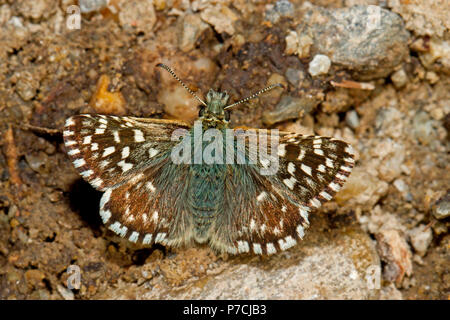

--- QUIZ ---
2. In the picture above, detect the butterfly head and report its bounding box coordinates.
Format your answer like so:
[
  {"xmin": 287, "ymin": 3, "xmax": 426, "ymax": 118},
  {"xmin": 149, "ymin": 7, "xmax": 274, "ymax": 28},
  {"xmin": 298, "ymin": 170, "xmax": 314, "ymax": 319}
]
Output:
[{"xmin": 198, "ymin": 89, "xmax": 231, "ymax": 128}]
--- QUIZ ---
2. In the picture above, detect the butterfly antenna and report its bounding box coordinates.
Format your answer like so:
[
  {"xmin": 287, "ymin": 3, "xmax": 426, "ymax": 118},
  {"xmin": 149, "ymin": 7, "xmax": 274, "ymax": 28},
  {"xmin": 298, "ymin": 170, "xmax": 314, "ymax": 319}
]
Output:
[
  {"xmin": 156, "ymin": 63, "xmax": 207, "ymax": 106},
  {"xmin": 224, "ymin": 83, "xmax": 284, "ymax": 110}
]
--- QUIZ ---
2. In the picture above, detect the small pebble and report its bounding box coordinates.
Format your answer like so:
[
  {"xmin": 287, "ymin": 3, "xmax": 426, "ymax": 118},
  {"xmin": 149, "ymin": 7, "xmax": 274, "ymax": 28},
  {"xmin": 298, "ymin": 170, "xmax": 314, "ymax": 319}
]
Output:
[
  {"xmin": 391, "ymin": 68, "xmax": 408, "ymax": 88},
  {"xmin": 79, "ymin": 0, "xmax": 107, "ymax": 13},
  {"xmin": 345, "ymin": 110, "xmax": 360, "ymax": 129},
  {"xmin": 433, "ymin": 193, "xmax": 450, "ymax": 220},
  {"xmin": 308, "ymin": 54, "xmax": 331, "ymax": 76},
  {"xmin": 408, "ymin": 225, "xmax": 432, "ymax": 257}
]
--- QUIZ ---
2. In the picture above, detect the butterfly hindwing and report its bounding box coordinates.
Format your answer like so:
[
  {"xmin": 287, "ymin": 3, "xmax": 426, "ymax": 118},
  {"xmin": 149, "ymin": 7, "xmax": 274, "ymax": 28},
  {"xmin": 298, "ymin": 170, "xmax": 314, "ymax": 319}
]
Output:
[{"xmin": 99, "ymin": 159, "xmax": 195, "ymax": 246}]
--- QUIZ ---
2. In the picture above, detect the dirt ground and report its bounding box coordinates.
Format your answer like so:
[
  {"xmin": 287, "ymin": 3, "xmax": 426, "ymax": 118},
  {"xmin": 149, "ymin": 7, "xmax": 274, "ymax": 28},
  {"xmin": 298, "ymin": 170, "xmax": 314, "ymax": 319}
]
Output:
[{"xmin": 0, "ymin": 0, "xmax": 448, "ymax": 299}]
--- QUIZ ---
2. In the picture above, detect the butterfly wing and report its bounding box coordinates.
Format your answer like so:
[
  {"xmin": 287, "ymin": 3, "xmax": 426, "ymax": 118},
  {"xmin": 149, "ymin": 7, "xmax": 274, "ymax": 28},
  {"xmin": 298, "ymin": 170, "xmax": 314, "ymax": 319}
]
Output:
[
  {"xmin": 210, "ymin": 131, "xmax": 355, "ymax": 255},
  {"xmin": 64, "ymin": 114, "xmax": 194, "ymax": 246},
  {"xmin": 63, "ymin": 114, "xmax": 190, "ymax": 191}
]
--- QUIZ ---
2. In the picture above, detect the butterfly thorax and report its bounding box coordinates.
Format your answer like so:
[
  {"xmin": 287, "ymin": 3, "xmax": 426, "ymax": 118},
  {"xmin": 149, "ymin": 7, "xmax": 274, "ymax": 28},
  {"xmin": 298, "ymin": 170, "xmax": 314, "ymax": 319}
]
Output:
[{"xmin": 198, "ymin": 89, "xmax": 230, "ymax": 130}]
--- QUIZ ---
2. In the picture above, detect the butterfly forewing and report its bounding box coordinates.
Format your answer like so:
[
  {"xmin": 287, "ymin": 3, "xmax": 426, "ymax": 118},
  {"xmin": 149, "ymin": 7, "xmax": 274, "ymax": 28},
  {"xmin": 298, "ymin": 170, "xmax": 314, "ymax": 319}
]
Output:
[{"xmin": 63, "ymin": 114, "xmax": 190, "ymax": 191}]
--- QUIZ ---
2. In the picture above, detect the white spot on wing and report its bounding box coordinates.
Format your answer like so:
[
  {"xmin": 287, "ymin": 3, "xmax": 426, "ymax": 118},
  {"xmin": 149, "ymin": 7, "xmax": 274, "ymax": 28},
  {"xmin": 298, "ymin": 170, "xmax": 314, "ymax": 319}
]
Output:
[
  {"xmin": 266, "ymin": 243, "xmax": 276, "ymax": 255},
  {"xmin": 257, "ymin": 191, "xmax": 267, "ymax": 202},
  {"xmin": 277, "ymin": 144, "xmax": 286, "ymax": 157},
  {"xmin": 301, "ymin": 164, "xmax": 312, "ymax": 176},
  {"xmin": 283, "ymin": 176, "xmax": 297, "ymax": 190},
  {"xmin": 83, "ymin": 136, "xmax": 92, "ymax": 145},
  {"xmin": 121, "ymin": 146, "xmax": 130, "ymax": 159},
  {"xmin": 113, "ymin": 131, "xmax": 120, "ymax": 143},
  {"xmin": 237, "ymin": 240, "xmax": 249, "ymax": 253},
  {"xmin": 253, "ymin": 243, "xmax": 262, "ymax": 254},
  {"xmin": 102, "ymin": 146, "xmax": 115, "ymax": 157},
  {"xmin": 296, "ymin": 225, "xmax": 305, "ymax": 239},
  {"xmin": 320, "ymin": 191, "xmax": 332, "ymax": 201},
  {"xmin": 134, "ymin": 129, "xmax": 145, "ymax": 142},
  {"xmin": 287, "ymin": 162, "xmax": 296, "ymax": 175},
  {"xmin": 146, "ymin": 181, "xmax": 156, "ymax": 192},
  {"xmin": 129, "ymin": 231, "xmax": 139, "ymax": 243},
  {"xmin": 73, "ymin": 159, "xmax": 86, "ymax": 168},
  {"xmin": 68, "ymin": 149, "xmax": 80, "ymax": 156},
  {"xmin": 117, "ymin": 160, "xmax": 133, "ymax": 172},
  {"xmin": 148, "ymin": 148, "xmax": 159, "ymax": 158},
  {"xmin": 142, "ymin": 234, "xmax": 152, "ymax": 244}
]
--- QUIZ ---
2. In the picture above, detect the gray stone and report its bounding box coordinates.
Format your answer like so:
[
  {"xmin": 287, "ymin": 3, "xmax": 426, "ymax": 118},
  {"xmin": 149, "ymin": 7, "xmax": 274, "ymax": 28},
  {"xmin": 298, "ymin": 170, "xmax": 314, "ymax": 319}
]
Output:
[
  {"xmin": 433, "ymin": 192, "xmax": 450, "ymax": 220},
  {"xmin": 145, "ymin": 228, "xmax": 381, "ymax": 299},
  {"xmin": 79, "ymin": 0, "xmax": 108, "ymax": 13},
  {"xmin": 262, "ymin": 95, "xmax": 320, "ymax": 125},
  {"xmin": 345, "ymin": 110, "xmax": 360, "ymax": 129},
  {"xmin": 298, "ymin": 5, "xmax": 410, "ymax": 80},
  {"xmin": 265, "ymin": 0, "xmax": 294, "ymax": 23}
]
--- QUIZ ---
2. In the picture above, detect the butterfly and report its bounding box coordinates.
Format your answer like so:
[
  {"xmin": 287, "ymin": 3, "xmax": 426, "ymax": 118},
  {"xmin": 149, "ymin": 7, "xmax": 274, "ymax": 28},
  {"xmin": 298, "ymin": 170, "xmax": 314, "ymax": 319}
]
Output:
[{"xmin": 63, "ymin": 63, "xmax": 355, "ymax": 255}]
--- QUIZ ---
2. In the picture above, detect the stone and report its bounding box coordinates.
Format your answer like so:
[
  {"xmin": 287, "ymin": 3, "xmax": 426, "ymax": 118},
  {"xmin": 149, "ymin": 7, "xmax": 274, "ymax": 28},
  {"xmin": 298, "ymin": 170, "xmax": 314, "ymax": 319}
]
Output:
[
  {"xmin": 79, "ymin": 0, "xmax": 108, "ymax": 13},
  {"xmin": 200, "ymin": 4, "xmax": 238, "ymax": 35},
  {"xmin": 16, "ymin": 0, "xmax": 55, "ymax": 21},
  {"xmin": 408, "ymin": 225, "xmax": 433, "ymax": 257},
  {"xmin": 57, "ymin": 284, "xmax": 75, "ymax": 300},
  {"xmin": 139, "ymin": 228, "xmax": 381, "ymax": 299},
  {"xmin": 89, "ymin": 75, "xmax": 127, "ymax": 115},
  {"xmin": 298, "ymin": 5, "xmax": 410, "ymax": 80},
  {"xmin": 375, "ymin": 229, "xmax": 413, "ymax": 287},
  {"xmin": 262, "ymin": 95, "xmax": 320, "ymax": 125},
  {"xmin": 389, "ymin": 0, "xmax": 450, "ymax": 38},
  {"xmin": 334, "ymin": 167, "xmax": 389, "ymax": 209},
  {"xmin": 265, "ymin": 0, "xmax": 294, "ymax": 24},
  {"xmin": 391, "ymin": 68, "xmax": 408, "ymax": 88},
  {"xmin": 433, "ymin": 192, "xmax": 450, "ymax": 220},
  {"xmin": 118, "ymin": 0, "xmax": 156, "ymax": 33},
  {"xmin": 179, "ymin": 14, "xmax": 209, "ymax": 52},
  {"xmin": 308, "ymin": 54, "xmax": 331, "ymax": 76},
  {"xmin": 345, "ymin": 110, "xmax": 360, "ymax": 129}
]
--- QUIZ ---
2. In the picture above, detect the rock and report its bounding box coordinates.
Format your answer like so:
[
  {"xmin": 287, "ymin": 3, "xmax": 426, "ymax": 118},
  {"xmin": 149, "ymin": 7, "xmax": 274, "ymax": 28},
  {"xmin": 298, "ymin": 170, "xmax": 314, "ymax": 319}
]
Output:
[
  {"xmin": 375, "ymin": 229, "xmax": 413, "ymax": 287},
  {"xmin": 89, "ymin": 75, "xmax": 127, "ymax": 115},
  {"xmin": 298, "ymin": 5, "xmax": 410, "ymax": 80},
  {"xmin": 418, "ymin": 39, "xmax": 450, "ymax": 72},
  {"xmin": 16, "ymin": 0, "xmax": 55, "ymax": 21},
  {"xmin": 57, "ymin": 284, "xmax": 75, "ymax": 300},
  {"xmin": 408, "ymin": 224, "xmax": 433, "ymax": 257},
  {"xmin": 379, "ymin": 283, "xmax": 404, "ymax": 300},
  {"xmin": 345, "ymin": 110, "xmax": 360, "ymax": 129},
  {"xmin": 265, "ymin": 0, "xmax": 294, "ymax": 24},
  {"xmin": 118, "ymin": 0, "xmax": 156, "ymax": 33},
  {"xmin": 285, "ymin": 68, "xmax": 306, "ymax": 87},
  {"xmin": 413, "ymin": 111, "xmax": 437, "ymax": 145},
  {"xmin": 25, "ymin": 269, "xmax": 46, "ymax": 289},
  {"xmin": 308, "ymin": 54, "xmax": 331, "ymax": 76},
  {"xmin": 389, "ymin": 0, "xmax": 450, "ymax": 38},
  {"xmin": 377, "ymin": 141, "xmax": 405, "ymax": 182},
  {"xmin": 200, "ymin": 4, "xmax": 238, "ymax": 35},
  {"xmin": 433, "ymin": 192, "xmax": 450, "ymax": 220},
  {"xmin": 79, "ymin": 0, "xmax": 108, "ymax": 13},
  {"xmin": 179, "ymin": 14, "xmax": 209, "ymax": 52},
  {"xmin": 334, "ymin": 167, "xmax": 389, "ymax": 209},
  {"xmin": 262, "ymin": 95, "xmax": 320, "ymax": 125},
  {"xmin": 138, "ymin": 228, "xmax": 381, "ymax": 299},
  {"xmin": 391, "ymin": 68, "xmax": 408, "ymax": 88},
  {"xmin": 15, "ymin": 70, "xmax": 40, "ymax": 101}
]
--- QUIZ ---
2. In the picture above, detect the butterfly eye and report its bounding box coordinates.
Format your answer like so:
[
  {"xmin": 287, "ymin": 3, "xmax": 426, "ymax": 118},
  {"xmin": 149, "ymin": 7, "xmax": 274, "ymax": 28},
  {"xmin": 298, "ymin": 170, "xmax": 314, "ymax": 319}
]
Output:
[
  {"xmin": 198, "ymin": 105, "xmax": 206, "ymax": 117},
  {"xmin": 224, "ymin": 109, "xmax": 230, "ymax": 121}
]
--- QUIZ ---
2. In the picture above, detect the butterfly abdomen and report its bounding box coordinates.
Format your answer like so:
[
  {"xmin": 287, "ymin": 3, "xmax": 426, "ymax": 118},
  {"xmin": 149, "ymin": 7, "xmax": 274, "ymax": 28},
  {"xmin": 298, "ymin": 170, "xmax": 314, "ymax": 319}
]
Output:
[{"xmin": 188, "ymin": 164, "xmax": 227, "ymax": 241}]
